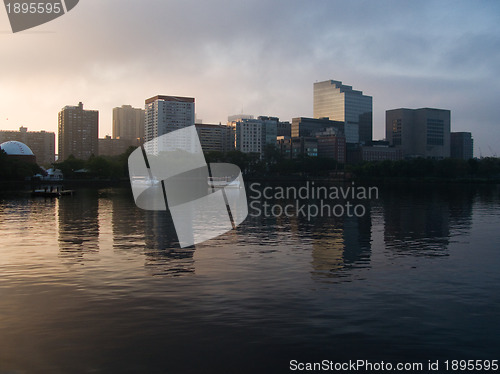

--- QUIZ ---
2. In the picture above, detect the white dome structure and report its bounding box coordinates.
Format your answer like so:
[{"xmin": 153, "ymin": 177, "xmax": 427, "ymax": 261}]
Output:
[
  {"xmin": 0, "ymin": 141, "xmax": 34, "ymax": 156},
  {"xmin": 0, "ymin": 141, "xmax": 36, "ymax": 163}
]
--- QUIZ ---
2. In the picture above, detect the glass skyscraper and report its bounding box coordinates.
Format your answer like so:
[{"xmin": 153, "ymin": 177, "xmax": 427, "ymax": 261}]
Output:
[{"xmin": 313, "ymin": 80, "xmax": 373, "ymax": 144}]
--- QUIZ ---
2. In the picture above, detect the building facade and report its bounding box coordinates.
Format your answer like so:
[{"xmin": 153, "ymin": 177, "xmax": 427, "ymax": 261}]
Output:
[
  {"xmin": 277, "ymin": 120, "xmax": 291, "ymax": 138},
  {"xmin": 386, "ymin": 108, "xmax": 451, "ymax": 159},
  {"xmin": 0, "ymin": 126, "xmax": 55, "ymax": 166},
  {"xmin": 257, "ymin": 116, "xmax": 291, "ymax": 138},
  {"xmin": 228, "ymin": 117, "xmax": 277, "ymax": 157},
  {"xmin": 313, "ymin": 80, "xmax": 373, "ymax": 144},
  {"xmin": 58, "ymin": 102, "xmax": 98, "ymax": 161},
  {"xmin": 316, "ymin": 135, "xmax": 346, "ymax": 163},
  {"xmin": 450, "ymin": 132, "xmax": 473, "ymax": 160},
  {"xmin": 347, "ymin": 144, "xmax": 403, "ymax": 164},
  {"xmin": 195, "ymin": 123, "xmax": 234, "ymax": 152},
  {"xmin": 112, "ymin": 105, "xmax": 145, "ymax": 143},
  {"xmin": 278, "ymin": 137, "xmax": 318, "ymax": 159},
  {"xmin": 291, "ymin": 117, "xmax": 344, "ymax": 138},
  {"xmin": 144, "ymin": 95, "xmax": 195, "ymax": 143},
  {"xmin": 144, "ymin": 95, "xmax": 195, "ymax": 154},
  {"xmin": 98, "ymin": 136, "xmax": 140, "ymax": 157}
]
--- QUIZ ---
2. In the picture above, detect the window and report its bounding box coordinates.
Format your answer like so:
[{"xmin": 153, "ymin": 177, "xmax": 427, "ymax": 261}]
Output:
[
  {"xmin": 392, "ymin": 119, "xmax": 402, "ymax": 146},
  {"xmin": 427, "ymin": 119, "xmax": 444, "ymax": 146}
]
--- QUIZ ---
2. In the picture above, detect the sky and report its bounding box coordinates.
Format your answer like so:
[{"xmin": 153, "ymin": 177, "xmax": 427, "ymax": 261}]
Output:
[{"xmin": 1, "ymin": 0, "xmax": 499, "ymax": 156}]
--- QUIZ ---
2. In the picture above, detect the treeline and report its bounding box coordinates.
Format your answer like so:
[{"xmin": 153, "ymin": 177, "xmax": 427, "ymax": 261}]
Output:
[
  {"xmin": 55, "ymin": 146, "xmax": 340, "ymax": 179},
  {"xmin": 53, "ymin": 147, "xmax": 136, "ymax": 179},
  {"xmin": 205, "ymin": 145, "xmax": 340, "ymax": 176},
  {"xmin": 4, "ymin": 144, "xmax": 500, "ymax": 182},
  {"xmin": 349, "ymin": 157, "xmax": 500, "ymax": 180}
]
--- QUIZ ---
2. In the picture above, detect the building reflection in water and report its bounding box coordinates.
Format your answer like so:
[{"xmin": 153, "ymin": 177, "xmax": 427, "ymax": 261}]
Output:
[
  {"xmin": 447, "ymin": 186, "xmax": 474, "ymax": 236},
  {"xmin": 382, "ymin": 185, "xmax": 474, "ymax": 256},
  {"xmin": 310, "ymin": 204, "xmax": 372, "ymax": 282},
  {"xmin": 243, "ymin": 182, "xmax": 373, "ymax": 281},
  {"xmin": 143, "ymin": 209, "xmax": 195, "ymax": 277},
  {"xmin": 57, "ymin": 187, "xmax": 195, "ymax": 276},
  {"xmin": 110, "ymin": 187, "xmax": 195, "ymax": 277},
  {"xmin": 58, "ymin": 189, "xmax": 99, "ymax": 261},
  {"xmin": 111, "ymin": 190, "xmax": 146, "ymax": 253},
  {"xmin": 54, "ymin": 183, "xmax": 478, "ymax": 278}
]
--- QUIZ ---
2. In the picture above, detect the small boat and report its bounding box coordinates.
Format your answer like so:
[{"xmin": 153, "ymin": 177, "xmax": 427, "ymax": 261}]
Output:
[
  {"xmin": 31, "ymin": 189, "xmax": 74, "ymax": 198},
  {"xmin": 130, "ymin": 176, "xmax": 160, "ymax": 187},
  {"xmin": 207, "ymin": 176, "xmax": 241, "ymax": 188}
]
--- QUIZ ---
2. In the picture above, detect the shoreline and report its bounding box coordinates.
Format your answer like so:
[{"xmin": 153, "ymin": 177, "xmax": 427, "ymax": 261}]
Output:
[{"xmin": 1, "ymin": 175, "xmax": 499, "ymax": 194}]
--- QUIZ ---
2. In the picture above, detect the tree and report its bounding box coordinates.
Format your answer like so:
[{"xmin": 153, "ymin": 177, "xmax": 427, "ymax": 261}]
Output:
[
  {"xmin": 86, "ymin": 156, "xmax": 111, "ymax": 177},
  {"xmin": 0, "ymin": 149, "xmax": 42, "ymax": 180},
  {"xmin": 53, "ymin": 155, "xmax": 86, "ymax": 178}
]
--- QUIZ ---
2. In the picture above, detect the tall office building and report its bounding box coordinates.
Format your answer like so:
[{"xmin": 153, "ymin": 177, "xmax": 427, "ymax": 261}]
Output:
[
  {"xmin": 386, "ymin": 108, "xmax": 450, "ymax": 159},
  {"xmin": 313, "ymin": 80, "xmax": 373, "ymax": 144},
  {"xmin": 112, "ymin": 105, "xmax": 145, "ymax": 143},
  {"xmin": 144, "ymin": 95, "xmax": 195, "ymax": 143},
  {"xmin": 58, "ymin": 102, "xmax": 98, "ymax": 161},
  {"xmin": 450, "ymin": 132, "xmax": 473, "ymax": 160},
  {"xmin": 258, "ymin": 116, "xmax": 280, "ymax": 147},
  {"xmin": 0, "ymin": 126, "xmax": 55, "ymax": 166}
]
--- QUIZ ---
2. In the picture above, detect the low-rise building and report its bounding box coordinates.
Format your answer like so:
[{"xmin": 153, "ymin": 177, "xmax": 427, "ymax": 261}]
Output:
[
  {"xmin": 347, "ymin": 142, "xmax": 403, "ymax": 164},
  {"xmin": 98, "ymin": 136, "xmax": 139, "ymax": 157},
  {"xmin": 317, "ymin": 134, "xmax": 346, "ymax": 163},
  {"xmin": 278, "ymin": 137, "xmax": 318, "ymax": 159}
]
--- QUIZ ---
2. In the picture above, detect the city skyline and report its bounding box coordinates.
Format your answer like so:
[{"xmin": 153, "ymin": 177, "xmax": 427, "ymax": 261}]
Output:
[{"xmin": 1, "ymin": 1, "xmax": 499, "ymax": 156}]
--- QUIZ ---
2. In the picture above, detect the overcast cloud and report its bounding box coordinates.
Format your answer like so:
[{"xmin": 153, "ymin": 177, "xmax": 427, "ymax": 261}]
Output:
[{"xmin": 1, "ymin": 0, "xmax": 499, "ymax": 155}]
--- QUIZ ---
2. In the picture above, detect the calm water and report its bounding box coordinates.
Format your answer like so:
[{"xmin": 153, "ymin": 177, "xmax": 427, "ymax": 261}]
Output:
[{"xmin": 0, "ymin": 183, "xmax": 499, "ymax": 373}]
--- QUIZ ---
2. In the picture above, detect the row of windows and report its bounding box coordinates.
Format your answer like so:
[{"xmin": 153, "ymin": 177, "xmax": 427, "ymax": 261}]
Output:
[{"xmin": 427, "ymin": 119, "xmax": 444, "ymax": 145}]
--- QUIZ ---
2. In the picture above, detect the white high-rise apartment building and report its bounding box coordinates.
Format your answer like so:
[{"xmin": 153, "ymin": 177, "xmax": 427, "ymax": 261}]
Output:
[
  {"xmin": 144, "ymin": 95, "xmax": 195, "ymax": 154},
  {"xmin": 145, "ymin": 95, "xmax": 195, "ymax": 141}
]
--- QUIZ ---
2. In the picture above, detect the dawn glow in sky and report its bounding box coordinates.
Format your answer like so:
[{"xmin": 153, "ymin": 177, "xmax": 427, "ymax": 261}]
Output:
[{"xmin": 1, "ymin": 0, "xmax": 499, "ymax": 156}]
